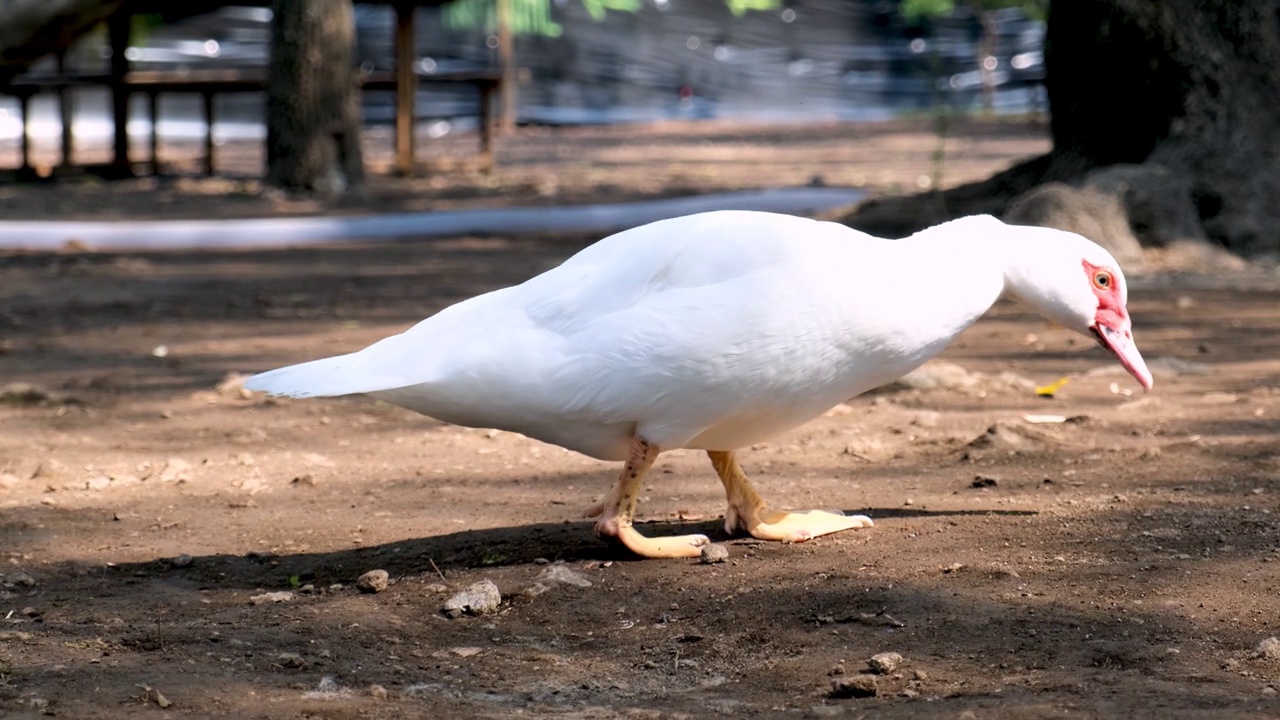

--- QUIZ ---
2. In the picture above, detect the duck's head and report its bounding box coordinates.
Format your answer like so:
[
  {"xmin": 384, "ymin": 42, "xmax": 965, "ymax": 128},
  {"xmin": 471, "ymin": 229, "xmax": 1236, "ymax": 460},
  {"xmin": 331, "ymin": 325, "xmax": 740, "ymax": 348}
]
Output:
[{"xmin": 1002, "ymin": 225, "xmax": 1154, "ymax": 391}]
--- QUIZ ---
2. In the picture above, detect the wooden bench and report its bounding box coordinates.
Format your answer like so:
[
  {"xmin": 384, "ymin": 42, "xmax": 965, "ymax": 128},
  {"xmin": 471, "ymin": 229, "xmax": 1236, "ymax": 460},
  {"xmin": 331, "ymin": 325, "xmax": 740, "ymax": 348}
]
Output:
[{"xmin": 2, "ymin": 66, "xmax": 502, "ymax": 176}]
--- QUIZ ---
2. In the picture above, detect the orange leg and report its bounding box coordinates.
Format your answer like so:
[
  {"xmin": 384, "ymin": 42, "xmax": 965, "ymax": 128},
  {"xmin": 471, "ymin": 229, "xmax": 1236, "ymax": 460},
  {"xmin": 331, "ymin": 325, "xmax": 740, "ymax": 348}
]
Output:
[
  {"xmin": 708, "ymin": 450, "xmax": 872, "ymax": 542},
  {"xmin": 591, "ymin": 436, "xmax": 710, "ymax": 558}
]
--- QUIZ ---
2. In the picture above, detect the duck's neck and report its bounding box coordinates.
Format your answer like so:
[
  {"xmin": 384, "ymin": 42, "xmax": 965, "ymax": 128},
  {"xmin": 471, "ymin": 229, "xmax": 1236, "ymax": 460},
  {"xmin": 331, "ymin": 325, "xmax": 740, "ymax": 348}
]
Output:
[{"xmin": 882, "ymin": 217, "xmax": 1015, "ymax": 350}]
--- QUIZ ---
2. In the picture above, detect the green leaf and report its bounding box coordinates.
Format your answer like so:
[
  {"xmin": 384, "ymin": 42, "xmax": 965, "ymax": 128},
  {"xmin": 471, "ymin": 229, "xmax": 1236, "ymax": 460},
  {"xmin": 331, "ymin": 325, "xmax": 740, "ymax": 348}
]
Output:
[
  {"xmin": 726, "ymin": 0, "xmax": 782, "ymax": 17},
  {"xmin": 581, "ymin": 0, "xmax": 642, "ymax": 22},
  {"xmin": 444, "ymin": 0, "xmax": 565, "ymax": 38},
  {"xmin": 902, "ymin": 0, "xmax": 1046, "ymax": 21},
  {"xmin": 901, "ymin": 0, "xmax": 956, "ymax": 20}
]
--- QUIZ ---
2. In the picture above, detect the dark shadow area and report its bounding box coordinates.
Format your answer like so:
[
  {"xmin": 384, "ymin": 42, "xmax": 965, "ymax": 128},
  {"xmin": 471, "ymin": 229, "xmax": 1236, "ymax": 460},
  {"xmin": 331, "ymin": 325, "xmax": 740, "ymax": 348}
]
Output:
[
  {"xmin": 0, "ymin": 501, "xmax": 1040, "ymax": 589},
  {"xmin": 4, "ymin": 495, "xmax": 1279, "ymax": 717}
]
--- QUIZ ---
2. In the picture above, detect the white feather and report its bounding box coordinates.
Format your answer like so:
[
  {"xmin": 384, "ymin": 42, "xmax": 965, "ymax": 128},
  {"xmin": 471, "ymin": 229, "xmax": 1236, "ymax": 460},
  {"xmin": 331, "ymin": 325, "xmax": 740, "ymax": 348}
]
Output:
[{"xmin": 244, "ymin": 211, "xmax": 1125, "ymax": 460}]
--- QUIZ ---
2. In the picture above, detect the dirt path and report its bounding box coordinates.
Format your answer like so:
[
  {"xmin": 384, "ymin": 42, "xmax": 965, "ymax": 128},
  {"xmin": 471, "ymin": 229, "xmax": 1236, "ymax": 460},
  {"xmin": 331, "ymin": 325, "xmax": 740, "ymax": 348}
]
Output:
[
  {"xmin": 0, "ymin": 117, "xmax": 1048, "ymax": 222},
  {"xmin": 3, "ymin": 231, "xmax": 1280, "ymax": 718}
]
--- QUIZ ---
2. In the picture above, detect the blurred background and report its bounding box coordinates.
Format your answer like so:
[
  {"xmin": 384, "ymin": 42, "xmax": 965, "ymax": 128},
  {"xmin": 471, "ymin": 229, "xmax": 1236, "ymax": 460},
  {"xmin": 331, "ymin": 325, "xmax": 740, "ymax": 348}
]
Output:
[{"xmin": 0, "ymin": 1, "xmax": 1044, "ymax": 170}]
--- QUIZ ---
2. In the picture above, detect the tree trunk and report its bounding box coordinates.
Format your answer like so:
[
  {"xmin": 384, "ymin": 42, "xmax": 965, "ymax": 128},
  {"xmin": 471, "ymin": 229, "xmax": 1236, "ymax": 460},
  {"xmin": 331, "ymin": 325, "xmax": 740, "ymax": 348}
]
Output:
[
  {"xmin": 842, "ymin": 0, "xmax": 1280, "ymax": 257},
  {"xmin": 496, "ymin": 0, "xmax": 517, "ymax": 135},
  {"xmin": 976, "ymin": 9, "xmax": 997, "ymax": 114},
  {"xmin": 266, "ymin": 0, "xmax": 364, "ymax": 196}
]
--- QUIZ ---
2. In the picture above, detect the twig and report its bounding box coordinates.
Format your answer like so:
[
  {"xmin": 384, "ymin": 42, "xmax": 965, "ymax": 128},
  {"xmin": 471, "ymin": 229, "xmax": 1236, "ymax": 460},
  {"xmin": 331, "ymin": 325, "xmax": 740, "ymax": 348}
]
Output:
[
  {"xmin": 872, "ymin": 608, "xmax": 907, "ymax": 628},
  {"xmin": 428, "ymin": 557, "xmax": 446, "ymax": 582},
  {"xmin": 841, "ymin": 447, "xmax": 874, "ymax": 463},
  {"xmin": 835, "ymin": 609, "xmax": 906, "ymax": 628}
]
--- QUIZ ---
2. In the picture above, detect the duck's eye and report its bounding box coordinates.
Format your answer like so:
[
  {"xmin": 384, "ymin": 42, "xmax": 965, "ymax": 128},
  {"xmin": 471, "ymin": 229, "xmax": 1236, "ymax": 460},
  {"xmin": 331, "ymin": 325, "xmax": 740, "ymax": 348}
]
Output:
[{"xmin": 1093, "ymin": 271, "xmax": 1112, "ymax": 290}]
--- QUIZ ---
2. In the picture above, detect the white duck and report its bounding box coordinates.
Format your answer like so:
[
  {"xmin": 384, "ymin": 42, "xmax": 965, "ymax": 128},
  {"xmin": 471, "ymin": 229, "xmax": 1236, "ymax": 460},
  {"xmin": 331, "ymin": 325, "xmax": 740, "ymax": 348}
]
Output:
[{"xmin": 245, "ymin": 211, "xmax": 1153, "ymax": 558}]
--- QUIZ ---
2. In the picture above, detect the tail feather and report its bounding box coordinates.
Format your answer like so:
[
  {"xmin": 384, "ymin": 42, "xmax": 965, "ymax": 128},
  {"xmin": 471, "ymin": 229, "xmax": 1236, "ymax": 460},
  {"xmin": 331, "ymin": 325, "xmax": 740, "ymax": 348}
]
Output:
[{"xmin": 244, "ymin": 352, "xmax": 397, "ymax": 399}]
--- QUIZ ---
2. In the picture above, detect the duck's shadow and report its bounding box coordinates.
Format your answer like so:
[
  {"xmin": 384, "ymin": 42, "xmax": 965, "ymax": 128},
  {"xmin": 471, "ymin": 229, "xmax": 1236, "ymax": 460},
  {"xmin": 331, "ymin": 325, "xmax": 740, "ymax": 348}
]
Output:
[{"xmin": 119, "ymin": 507, "xmax": 1035, "ymax": 591}]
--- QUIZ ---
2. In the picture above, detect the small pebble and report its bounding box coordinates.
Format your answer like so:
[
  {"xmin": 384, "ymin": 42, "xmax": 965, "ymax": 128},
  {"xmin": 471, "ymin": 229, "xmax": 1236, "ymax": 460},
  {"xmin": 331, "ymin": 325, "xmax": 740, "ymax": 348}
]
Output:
[
  {"xmin": 868, "ymin": 652, "xmax": 903, "ymax": 675},
  {"xmin": 149, "ymin": 688, "xmax": 172, "ymax": 708},
  {"xmin": 519, "ymin": 582, "xmax": 550, "ymax": 598},
  {"xmin": 276, "ymin": 652, "xmax": 308, "ymax": 669},
  {"xmin": 700, "ymin": 544, "xmax": 730, "ymax": 564},
  {"xmin": 356, "ymin": 569, "xmax": 390, "ymax": 594},
  {"xmin": 830, "ymin": 674, "xmax": 878, "ymax": 698},
  {"xmin": 988, "ymin": 564, "xmax": 1020, "ymax": 579},
  {"xmin": 32, "ymin": 459, "xmax": 71, "ymax": 481},
  {"xmin": 442, "ymin": 580, "xmax": 501, "ymax": 618},
  {"xmin": 171, "ymin": 554, "xmax": 193, "ymax": 569},
  {"xmin": 20, "ymin": 606, "xmax": 40, "ymax": 618},
  {"xmin": 370, "ymin": 684, "xmax": 389, "ymax": 699},
  {"xmin": 1258, "ymin": 636, "xmax": 1280, "ymax": 660},
  {"xmin": 248, "ymin": 591, "xmax": 294, "ymax": 605},
  {"xmin": 911, "ymin": 410, "xmax": 941, "ymax": 428},
  {"xmin": 7, "ymin": 571, "xmax": 36, "ymax": 587},
  {"xmin": 536, "ymin": 564, "xmax": 592, "ymax": 587}
]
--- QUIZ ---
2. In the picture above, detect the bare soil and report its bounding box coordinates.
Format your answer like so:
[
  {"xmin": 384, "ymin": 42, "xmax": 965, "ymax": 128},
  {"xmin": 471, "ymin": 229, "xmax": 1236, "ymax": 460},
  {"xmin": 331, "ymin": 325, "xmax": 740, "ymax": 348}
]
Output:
[
  {"xmin": 4, "ymin": 119, "xmax": 1280, "ymax": 719},
  {"xmin": 0, "ymin": 117, "xmax": 1047, "ymax": 221}
]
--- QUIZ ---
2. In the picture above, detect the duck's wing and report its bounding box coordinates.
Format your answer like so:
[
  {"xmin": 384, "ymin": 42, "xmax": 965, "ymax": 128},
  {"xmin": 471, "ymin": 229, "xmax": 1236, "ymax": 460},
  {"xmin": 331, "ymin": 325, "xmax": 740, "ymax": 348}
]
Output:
[
  {"xmin": 414, "ymin": 213, "xmax": 888, "ymax": 429},
  {"xmin": 246, "ymin": 212, "xmax": 877, "ymax": 417}
]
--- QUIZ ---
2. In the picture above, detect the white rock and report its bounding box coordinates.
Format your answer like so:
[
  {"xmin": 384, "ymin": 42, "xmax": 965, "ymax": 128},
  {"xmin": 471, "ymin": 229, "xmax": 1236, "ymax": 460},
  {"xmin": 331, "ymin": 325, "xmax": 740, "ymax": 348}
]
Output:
[
  {"xmin": 302, "ymin": 675, "xmax": 350, "ymax": 699},
  {"xmin": 1258, "ymin": 636, "xmax": 1280, "ymax": 660},
  {"xmin": 700, "ymin": 544, "xmax": 730, "ymax": 564},
  {"xmin": 443, "ymin": 580, "xmax": 501, "ymax": 618},
  {"xmin": 248, "ymin": 591, "xmax": 294, "ymax": 605},
  {"xmin": 157, "ymin": 458, "xmax": 194, "ymax": 483},
  {"xmin": 868, "ymin": 652, "xmax": 903, "ymax": 674},
  {"xmin": 356, "ymin": 569, "xmax": 390, "ymax": 594},
  {"xmin": 31, "ymin": 459, "xmax": 72, "ymax": 481},
  {"xmin": 535, "ymin": 564, "xmax": 593, "ymax": 588}
]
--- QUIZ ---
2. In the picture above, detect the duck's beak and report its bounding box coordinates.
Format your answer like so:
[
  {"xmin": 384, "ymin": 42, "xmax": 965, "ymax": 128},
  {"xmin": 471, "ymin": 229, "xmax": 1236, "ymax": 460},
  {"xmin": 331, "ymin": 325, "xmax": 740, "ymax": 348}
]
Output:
[{"xmin": 1091, "ymin": 315, "xmax": 1153, "ymax": 391}]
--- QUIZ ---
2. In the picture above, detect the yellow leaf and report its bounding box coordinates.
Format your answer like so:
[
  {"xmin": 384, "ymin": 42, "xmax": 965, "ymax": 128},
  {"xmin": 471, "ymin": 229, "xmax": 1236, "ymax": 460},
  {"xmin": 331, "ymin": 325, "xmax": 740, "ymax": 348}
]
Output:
[{"xmin": 1035, "ymin": 377, "xmax": 1071, "ymax": 397}]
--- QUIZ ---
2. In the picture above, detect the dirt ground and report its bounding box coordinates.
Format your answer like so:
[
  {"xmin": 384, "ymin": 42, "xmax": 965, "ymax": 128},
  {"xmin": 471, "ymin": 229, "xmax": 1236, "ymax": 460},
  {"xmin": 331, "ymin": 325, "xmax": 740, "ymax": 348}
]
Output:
[
  {"xmin": 4, "ymin": 120, "xmax": 1280, "ymax": 719},
  {"xmin": 0, "ymin": 117, "xmax": 1047, "ymax": 222}
]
